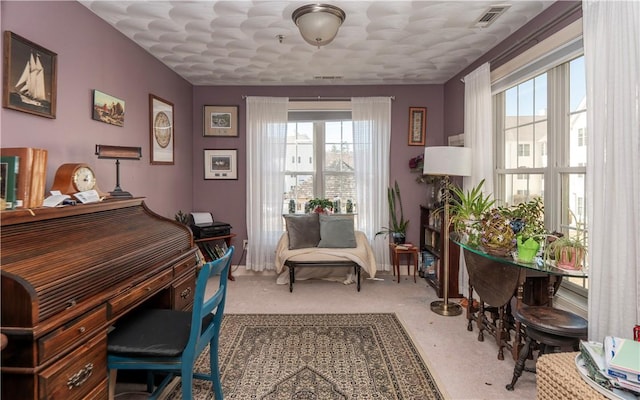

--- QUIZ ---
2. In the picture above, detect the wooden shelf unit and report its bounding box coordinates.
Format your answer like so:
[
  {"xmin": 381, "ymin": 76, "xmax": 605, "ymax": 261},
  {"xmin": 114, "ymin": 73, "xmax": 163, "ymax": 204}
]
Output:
[{"xmin": 419, "ymin": 205, "xmax": 462, "ymax": 298}]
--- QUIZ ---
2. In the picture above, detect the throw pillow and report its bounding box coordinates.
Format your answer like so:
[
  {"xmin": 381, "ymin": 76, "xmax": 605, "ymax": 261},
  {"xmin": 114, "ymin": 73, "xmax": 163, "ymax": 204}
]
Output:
[
  {"xmin": 283, "ymin": 213, "xmax": 321, "ymax": 249},
  {"xmin": 318, "ymin": 214, "xmax": 357, "ymax": 248}
]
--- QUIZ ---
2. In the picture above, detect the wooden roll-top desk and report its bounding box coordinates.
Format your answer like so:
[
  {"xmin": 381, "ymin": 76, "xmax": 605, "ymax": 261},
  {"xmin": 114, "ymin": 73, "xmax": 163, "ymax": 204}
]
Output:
[{"xmin": 0, "ymin": 198, "xmax": 199, "ymax": 399}]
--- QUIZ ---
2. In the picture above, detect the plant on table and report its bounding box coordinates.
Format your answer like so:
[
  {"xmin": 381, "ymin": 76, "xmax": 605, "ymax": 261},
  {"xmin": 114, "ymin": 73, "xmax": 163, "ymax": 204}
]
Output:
[
  {"xmin": 479, "ymin": 207, "xmax": 515, "ymax": 256},
  {"xmin": 306, "ymin": 198, "xmax": 334, "ymax": 214},
  {"xmin": 376, "ymin": 180, "xmax": 409, "ymax": 244},
  {"xmin": 174, "ymin": 210, "xmax": 190, "ymax": 225},
  {"xmin": 499, "ymin": 197, "xmax": 546, "ymax": 262},
  {"xmin": 544, "ymin": 211, "xmax": 587, "ymax": 270},
  {"xmin": 447, "ymin": 179, "xmax": 495, "ymax": 246}
]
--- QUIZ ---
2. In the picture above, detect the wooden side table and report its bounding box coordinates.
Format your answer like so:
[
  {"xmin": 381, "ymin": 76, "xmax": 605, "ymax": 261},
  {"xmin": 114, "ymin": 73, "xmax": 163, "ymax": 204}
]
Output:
[{"xmin": 390, "ymin": 244, "xmax": 418, "ymax": 283}]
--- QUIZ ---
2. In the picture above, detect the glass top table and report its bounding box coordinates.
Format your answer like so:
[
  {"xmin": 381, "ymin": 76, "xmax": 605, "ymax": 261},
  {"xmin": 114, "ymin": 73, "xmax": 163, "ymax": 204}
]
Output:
[
  {"xmin": 450, "ymin": 233, "xmax": 588, "ymax": 279},
  {"xmin": 450, "ymin": 233, "xmax": 587, "ymax": 361}
]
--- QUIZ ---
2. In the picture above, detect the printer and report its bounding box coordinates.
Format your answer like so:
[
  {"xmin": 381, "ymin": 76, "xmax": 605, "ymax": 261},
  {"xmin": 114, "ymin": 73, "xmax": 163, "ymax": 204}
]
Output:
[{"xmin": 189, "ymin": 212, "xmax": 232, "ymax": 239}]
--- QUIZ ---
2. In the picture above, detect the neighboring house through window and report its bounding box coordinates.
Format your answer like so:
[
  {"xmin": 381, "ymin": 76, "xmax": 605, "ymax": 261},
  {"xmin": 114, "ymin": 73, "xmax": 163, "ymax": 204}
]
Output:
[
  {"xmin": 494, "ymin": 54, "xmax": 588, "ymax": 298},
  {"xmin": 285, "ymin": 105, "xmax": 355, "ymax": 214}
]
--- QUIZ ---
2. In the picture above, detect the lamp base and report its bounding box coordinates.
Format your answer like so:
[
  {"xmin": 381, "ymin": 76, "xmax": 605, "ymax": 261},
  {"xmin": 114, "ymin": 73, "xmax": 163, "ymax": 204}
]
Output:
[
  {"xmin": 430, "ymin": 300, "xmax": 463, "ymax": 316},
  {"xmin": 109, "ymin": 189, "xmax": 133, "ymax": 199}
]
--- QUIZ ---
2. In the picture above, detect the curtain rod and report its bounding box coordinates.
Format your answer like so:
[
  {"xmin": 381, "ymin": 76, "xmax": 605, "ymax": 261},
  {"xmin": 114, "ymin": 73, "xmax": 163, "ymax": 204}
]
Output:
[{"xmin": 241, "ymin": 96, "xmax": 395, "ymax": 101}]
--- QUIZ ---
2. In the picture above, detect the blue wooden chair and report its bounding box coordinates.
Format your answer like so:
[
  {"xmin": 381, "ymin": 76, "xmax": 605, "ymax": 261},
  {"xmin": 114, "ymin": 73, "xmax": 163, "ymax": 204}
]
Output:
[{"xmin": 107, "ymin": 246, "xmax": 234, "ymax": 400}]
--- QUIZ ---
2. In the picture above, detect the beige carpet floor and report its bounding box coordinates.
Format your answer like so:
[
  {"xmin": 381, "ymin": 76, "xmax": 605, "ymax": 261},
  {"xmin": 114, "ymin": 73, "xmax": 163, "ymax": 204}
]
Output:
[
  {"xmin": 165, "ymin": 313, "xmax": 444, "ymax": 399},
  {"xmin": 115, "ymin": 270, "xmax": 537, "ymax": 400}
]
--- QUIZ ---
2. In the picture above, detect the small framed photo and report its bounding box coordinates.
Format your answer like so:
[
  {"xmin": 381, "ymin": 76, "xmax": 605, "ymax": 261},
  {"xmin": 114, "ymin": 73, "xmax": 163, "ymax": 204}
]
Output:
[
  {"xmin": 149, "ymin": 94, "xmax": 174, "ymax": 165},
  {"xmin": 2, "ymin": 31, "xmax": 57, "ymax": 119},
  {"xmin": 204, "ymin": 149, "xmax": 237, "ymax": 180},
  {"xmin": 92, "ymin": 89, "xmax": 124, "ymax": 127},
  {"xmin": 203, "ymin": 105, "xmax": 238, "ymax": 137},
  {"xmin": 408, "ymin": 107, "xmax": 427, "ymax": 146}
]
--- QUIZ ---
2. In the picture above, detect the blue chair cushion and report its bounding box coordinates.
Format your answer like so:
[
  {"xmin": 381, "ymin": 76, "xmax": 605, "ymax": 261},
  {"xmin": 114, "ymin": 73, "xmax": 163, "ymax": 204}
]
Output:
[{"xmin": 108, "ymin": 309, "xmax": 213, "ymax": 357}]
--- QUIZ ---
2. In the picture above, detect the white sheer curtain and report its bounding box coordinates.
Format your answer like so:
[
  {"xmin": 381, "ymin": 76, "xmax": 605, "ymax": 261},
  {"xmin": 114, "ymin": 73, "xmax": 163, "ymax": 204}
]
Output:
[
  {"xmin": 459, "ymin": 63, "xmax": 493, "ymax": 294},
  {"xmin": 352, "ymin": 97, "xmax": 392, "ymax": 271},
  {"xmin": 245, "ymin": 96, "xmax": 289, "ymax": 271},
  {"xmin": 583, "ymin": 1, "xmax": 640, "ymax": 341}
]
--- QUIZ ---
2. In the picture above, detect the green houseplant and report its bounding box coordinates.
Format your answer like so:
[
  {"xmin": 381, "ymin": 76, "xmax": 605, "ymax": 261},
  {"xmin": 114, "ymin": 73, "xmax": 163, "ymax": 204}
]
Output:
[
  {"xmin": 306, "ymin": 198, "xmax": 334, "ymax": 214},
  {"xmin": 376, "ymin": 181, "xmax": 409, "ymax": 244},
  {"xmin": 447, "ymin": 179, "xmax": 495, "ymax": 246},
  {"xmin": 500, "ymin": 198, "xmax": 546, "ymax": 262},
  {"xmin": 174, "ymin": 210, "xmax": 190, "ymax": 225},
  {"xmin": 544, "ymin": 233, "xmax": 587, "ymax": 270},
  {"xmin": 544, "ymin": 212, "xmax": 587, "ymax": 270}
]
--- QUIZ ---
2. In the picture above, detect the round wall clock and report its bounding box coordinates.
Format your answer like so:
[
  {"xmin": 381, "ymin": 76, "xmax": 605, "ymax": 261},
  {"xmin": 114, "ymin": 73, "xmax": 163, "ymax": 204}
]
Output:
[
  {"xmin": 154, "ymin": 111, "xmax": 172, "ymax": 148},
  {"xmin": 51, "ymin": 163, "xmax": 102, "ymax": 195}
]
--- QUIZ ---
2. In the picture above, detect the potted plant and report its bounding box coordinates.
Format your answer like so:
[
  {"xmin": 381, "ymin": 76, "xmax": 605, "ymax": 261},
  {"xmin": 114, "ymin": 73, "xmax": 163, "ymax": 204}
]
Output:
[
  {"xmin": 544, "ymin": 212, "xmax": 587, "ymax": 270},
  {"xmin": 376, "ymin": 181, "xmax": 409, "ymax": 244},
  {"xmin": 174, "ymin": 210, "xmax": 190, "ymax": 225},
  {"xmin": 500, "ymin": 198, "xmax": 546, "ymax": 262},
  {"xmin": 306, "ymin": 198, "xmax": 333, "ymax": 214},
  {"xmin": 447, "ymin": 179, "xmax": 495, "ymax": 246},
  {"xmin": 479, "ymin": 207, "xmax": 516, "ymax": 256}
]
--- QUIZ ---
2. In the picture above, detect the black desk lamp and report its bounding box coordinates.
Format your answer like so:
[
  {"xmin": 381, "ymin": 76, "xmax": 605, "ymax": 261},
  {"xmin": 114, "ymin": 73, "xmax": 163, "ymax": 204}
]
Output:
[{"xmin": 95, "ymin": 144, "xmax": 142, "ymax": 198}]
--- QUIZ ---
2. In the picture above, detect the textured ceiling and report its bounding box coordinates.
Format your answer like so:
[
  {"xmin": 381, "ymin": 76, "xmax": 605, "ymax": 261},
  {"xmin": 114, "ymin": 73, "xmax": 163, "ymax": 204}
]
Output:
[{"xmin": 80, "ymin": 1, "xmax": 554, "ymax": 86}]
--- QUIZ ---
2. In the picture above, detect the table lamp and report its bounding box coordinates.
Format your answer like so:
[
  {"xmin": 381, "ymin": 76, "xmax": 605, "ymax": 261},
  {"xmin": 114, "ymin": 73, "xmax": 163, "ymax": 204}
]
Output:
[
  {"xmin": 95, "ymin": 144, "xmax": 142, "ymax": 198},
  {"xmin": 423, "ymin": 146, "xmax": 472, "ymax": 316}
]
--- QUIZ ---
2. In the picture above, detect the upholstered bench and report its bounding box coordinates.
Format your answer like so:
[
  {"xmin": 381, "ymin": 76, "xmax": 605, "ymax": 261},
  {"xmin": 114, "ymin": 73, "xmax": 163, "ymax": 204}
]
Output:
[{"xmin": 275, "ymin": 213, "xmax": 377, "ymax": 292}]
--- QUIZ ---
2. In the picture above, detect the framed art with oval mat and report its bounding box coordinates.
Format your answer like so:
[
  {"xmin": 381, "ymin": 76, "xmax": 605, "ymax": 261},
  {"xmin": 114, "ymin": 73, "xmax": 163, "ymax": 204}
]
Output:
[{"xmin": 149, "ymin": 94, "xmax": 174, "ymax": 165}]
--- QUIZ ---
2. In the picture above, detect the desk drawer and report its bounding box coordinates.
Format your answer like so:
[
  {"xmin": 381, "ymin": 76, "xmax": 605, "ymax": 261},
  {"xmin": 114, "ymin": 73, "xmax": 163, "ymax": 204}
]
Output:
[
  {"xmin": 172, "ymin": 272, "xmax": 196, "ymax": 310},
  {"xmin": 38, "ymin": 333, "xmax": 106, "ymax": 400},
  {"xmin": 108, "ymin": 269, "xmax": 173, "ymax": 319},
  {"xmin": 174, "ymin": 255, "xmax": 197, "ymax": 278},
  {"xmin": 38, "ymin": 305, "xmax": 107, "ymax": 364}
]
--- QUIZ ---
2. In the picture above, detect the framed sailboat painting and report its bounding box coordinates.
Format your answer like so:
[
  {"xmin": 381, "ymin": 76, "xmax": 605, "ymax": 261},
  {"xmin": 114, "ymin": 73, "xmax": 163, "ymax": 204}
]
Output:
[{"xmin": 2, "ymin": 31, "xmax": 58, "ymax": 119}]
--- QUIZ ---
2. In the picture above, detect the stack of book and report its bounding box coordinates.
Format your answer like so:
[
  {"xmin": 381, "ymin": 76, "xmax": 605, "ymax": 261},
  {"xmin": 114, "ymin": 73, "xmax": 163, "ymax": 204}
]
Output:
[
  {"xmin": 0, "ymin": 148, "xmax": 48, "ymax": 209},
  {"xmin": 580, "ymin": 337, "xmax": 640, "ymax": 396},
  {"xmin": 202, "ymin": 240, "xmax": 229, "ymax": 261}
]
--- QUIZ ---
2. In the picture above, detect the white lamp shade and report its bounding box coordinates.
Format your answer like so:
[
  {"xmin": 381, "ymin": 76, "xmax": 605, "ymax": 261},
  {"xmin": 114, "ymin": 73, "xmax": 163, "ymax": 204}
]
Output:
[
  {"xmin": 423, "ymin": 146, "xmax": 472, "ymax": 177},
  {"xmin": 293, "ymin": 4, "xmax": 345, "ymax": 47}
]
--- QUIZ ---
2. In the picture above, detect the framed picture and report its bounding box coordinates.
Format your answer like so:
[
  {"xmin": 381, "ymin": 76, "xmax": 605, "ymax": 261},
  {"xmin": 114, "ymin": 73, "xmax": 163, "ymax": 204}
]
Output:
[
  {"xmin": 204, "ymin": 149, "xmax": 237, "ymax": 180},
  {"xmin": 2, "ymin": 31, "xmax": 57, "ymax": 118},
  {"xmin": 203, "ymin": 105, "xmax": 238, "ymax": 137},
  {"xmin": 92, "ymin": 89, "xmax": 125, "ymax": 127},
  {"xmin": 149, "ymin": 94, "xmax": 174, "ymax": 165},
  {"xmin": 408, "ymin": 107, "xmax": 427, "ymax": 146}
]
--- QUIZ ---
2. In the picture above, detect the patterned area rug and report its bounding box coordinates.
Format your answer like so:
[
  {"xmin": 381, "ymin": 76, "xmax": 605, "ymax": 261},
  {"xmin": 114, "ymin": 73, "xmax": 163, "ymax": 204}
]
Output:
[{"xmin": 166, "ymin": 313, "xmax": 443, "ymax": 400}]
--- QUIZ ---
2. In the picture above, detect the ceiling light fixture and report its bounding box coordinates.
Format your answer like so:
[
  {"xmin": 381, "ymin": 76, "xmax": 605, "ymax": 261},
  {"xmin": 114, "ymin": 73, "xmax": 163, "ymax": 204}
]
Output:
[{"xmin": 292, "ymin": 3, "xmax": 346, "ymax": 48}]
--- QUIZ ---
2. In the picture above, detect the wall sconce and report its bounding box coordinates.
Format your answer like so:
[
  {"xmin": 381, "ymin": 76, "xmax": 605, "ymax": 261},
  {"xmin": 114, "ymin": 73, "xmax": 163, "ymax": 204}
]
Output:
[
  {"xmin": 292, "ymin": 4, "xmax": 346, "ymax": 48},
  {"xmin": 95, "ymin": 144, "xmax": 142, "ymax": 198}
]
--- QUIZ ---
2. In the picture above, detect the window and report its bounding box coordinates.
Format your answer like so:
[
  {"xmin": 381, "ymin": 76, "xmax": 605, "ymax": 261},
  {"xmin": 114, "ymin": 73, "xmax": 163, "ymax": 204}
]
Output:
[
  {"xmin": 517, "ymin": 144, "xmax": 531, "ymax": 157},
  {"xmin": 285, "ymin": 107, "xmax": 355, "ymax": 214},
  {"xmin": 494, "ymin": 55, "xmax": 588, "ymax": 295},
  {"xmin": 577, "ymin": 128, "xmax": 586, "ymax": 147}
]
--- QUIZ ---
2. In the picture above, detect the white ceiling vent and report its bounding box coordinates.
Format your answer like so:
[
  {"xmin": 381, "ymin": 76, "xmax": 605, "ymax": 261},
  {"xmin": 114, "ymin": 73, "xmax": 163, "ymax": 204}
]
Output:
[
  {"xmin": 472, "ymin": 5, "xmax": 511, "ymax": 28},
  {"xmin": 313, "ymin": 76, "xmax": 343, "ymax": 81}
]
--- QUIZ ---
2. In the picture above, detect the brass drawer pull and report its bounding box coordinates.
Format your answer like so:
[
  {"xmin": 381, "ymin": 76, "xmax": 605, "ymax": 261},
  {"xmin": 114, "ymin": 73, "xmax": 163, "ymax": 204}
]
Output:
[
  {"xmin": 180, "ymin": 287, "xmax": 192, "ymax": 299},
  {"xmin": 66, "ymin": 299, "xmax": 77, "ymax": 309},
  {"xmin": 67, "ymin": 363, "xmax": 93, "ymax": 389},
  {"xmin": 78, "ymin": 326, "xmax": 86, "ymax": 334}
]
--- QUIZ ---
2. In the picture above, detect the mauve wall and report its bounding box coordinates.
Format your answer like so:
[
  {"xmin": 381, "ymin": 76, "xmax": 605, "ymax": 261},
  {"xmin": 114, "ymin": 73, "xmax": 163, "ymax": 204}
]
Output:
[
  {"xmin": 443, "ymin": 1, "xmax": 582, "ymax": 136},
  {"xmin": 1, "ymin": 0, "xmax": 578, "ymax": 265},
  {"xmin": 0, "ymin": 1, "xmax": 194, "ymax": 218},
  {"xmin": 192, "ymin": 85, "xmax": 445, "ymax": 249}
]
